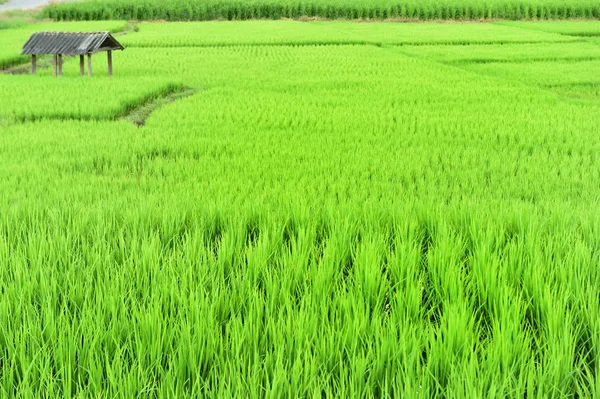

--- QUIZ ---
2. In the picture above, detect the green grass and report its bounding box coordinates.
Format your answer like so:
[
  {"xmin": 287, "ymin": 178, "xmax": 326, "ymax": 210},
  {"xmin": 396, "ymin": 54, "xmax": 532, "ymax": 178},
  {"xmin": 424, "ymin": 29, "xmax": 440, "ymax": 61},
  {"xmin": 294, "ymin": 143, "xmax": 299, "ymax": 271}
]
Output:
[
  {"xmin": 1, "ymin": 21, "xmax": 600, "ymax": 397},
  {"xmin": 41, "ymin": 0, "xmax": 600, "ymax": 21}
]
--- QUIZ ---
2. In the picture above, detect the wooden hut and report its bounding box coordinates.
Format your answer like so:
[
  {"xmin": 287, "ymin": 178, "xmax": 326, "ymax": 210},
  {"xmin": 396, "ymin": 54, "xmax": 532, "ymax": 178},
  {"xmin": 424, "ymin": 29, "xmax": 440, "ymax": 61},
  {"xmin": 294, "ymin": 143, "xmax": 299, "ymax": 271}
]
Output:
[{"xmin": 21, "ymin": 31, "xmax": 124, "ymax": 77}]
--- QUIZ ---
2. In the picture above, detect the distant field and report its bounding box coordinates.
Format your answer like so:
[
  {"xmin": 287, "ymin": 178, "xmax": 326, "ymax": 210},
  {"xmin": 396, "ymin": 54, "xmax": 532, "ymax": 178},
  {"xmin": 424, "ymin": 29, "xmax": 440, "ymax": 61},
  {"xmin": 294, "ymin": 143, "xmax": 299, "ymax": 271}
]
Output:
[
  {"xmin": 43, "ymin": 0, "xmax": 600, "ymax": 21},
  {"xmin": 499, "ymin": 19, "xmax": 600, "ymax": 35},
  {"xmin": 117, "ymin": 20, "xmax": 577, "ymax": 47},
  {"xmin": 397, "ymin": 41, "xmax": 600, "ymax": 62},
  {"xmin": 1, "ymin": 20, "xmax": 600, "ymax": 397}
]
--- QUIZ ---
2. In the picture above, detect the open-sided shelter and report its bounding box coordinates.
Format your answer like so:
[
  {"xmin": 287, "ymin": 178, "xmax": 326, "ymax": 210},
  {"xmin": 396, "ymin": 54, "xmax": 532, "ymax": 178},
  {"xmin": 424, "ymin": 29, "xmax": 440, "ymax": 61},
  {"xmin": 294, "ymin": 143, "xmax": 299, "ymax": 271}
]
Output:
[{"xmin": 21, "ymin": 31, "xmax": 124, "ymax": 77}]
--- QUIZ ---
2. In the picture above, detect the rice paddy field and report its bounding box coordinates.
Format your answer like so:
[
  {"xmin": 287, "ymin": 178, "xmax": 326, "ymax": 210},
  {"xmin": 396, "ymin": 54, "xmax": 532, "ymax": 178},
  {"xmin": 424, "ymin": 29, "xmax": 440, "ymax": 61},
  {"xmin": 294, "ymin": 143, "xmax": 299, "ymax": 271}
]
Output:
[{"xmin": 1, "ymin": 18, "xmax": 600, "ymax": 397}]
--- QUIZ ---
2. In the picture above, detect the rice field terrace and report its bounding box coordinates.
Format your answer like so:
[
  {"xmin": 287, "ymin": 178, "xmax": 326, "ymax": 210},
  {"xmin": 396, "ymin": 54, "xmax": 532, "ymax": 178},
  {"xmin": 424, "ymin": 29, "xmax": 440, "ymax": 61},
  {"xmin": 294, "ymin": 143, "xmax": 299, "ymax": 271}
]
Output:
[{"xmin": 1, "ymin": 17, "xmax": 600, "ymax": 397}]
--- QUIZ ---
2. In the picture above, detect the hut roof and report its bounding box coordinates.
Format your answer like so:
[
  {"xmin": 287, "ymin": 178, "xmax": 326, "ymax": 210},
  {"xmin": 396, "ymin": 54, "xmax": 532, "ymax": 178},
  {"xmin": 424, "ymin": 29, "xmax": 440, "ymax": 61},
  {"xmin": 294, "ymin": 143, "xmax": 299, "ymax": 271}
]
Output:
[{"xmin": 21, "ymin": 31, "xmax": 124, "ymax": 56}]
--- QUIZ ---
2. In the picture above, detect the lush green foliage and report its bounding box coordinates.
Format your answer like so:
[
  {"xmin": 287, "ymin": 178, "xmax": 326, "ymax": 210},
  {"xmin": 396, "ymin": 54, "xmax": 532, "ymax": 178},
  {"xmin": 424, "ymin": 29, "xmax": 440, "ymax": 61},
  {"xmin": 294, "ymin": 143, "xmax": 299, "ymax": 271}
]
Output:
[
  {"xmin": 1, "ymin": 21, "xmax": 600, "ymax": 397},
  {"xmin": 42, "ymin": 0, "xmax": 600, "ymax": 21}
]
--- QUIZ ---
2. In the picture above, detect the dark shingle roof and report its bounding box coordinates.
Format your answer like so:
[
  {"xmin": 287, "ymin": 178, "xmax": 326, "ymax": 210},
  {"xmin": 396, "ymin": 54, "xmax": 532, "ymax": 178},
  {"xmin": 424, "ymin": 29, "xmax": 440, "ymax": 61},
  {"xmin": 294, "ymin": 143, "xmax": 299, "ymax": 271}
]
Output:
[{"xmin": 21, "ymin": 31, "xmax": 124, "ymax": 56}]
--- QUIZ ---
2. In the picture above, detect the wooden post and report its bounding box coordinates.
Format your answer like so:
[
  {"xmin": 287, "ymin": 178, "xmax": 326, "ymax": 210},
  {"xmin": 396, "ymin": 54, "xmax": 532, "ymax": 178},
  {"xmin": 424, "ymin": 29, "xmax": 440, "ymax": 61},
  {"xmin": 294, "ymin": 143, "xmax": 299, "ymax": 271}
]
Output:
[
  {"xmin": 53, "ymin": 54, "xmax": 58, "ymax": 77},
  {"xmin": 80, "ymin": 55, "xmax": 85, "ymax": 76},
  {"xmin": 87, "ymin": 53, "xmax": 92, "ymax": 77},
  {"xmin": 107, "ymin": 50, "xmax": 112, "ymax": 77},
  {"xmin": 32, "ymin": 55, "xmax": 37, "ymax": 75},
  {"xmin": 58, "ymin": 54, "xmax": 63, "ymax": 77}
]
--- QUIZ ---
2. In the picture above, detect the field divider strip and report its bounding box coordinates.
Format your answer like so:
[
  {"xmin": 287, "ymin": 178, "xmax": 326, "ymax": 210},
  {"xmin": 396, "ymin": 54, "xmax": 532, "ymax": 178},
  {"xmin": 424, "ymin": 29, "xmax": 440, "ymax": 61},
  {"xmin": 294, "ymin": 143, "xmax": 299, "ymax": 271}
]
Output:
[
  {"xmin": 1, "ymin": 54, "xmax": 53, "ymax": 74},
  {"xmin": 3, "ymin": 84, "xmax": 197, "ymax": 125},
  {"xmin": 120, "ymin": 86, "xmax": 197, "ymax": 127},
  {"xmin": 493, "ymin": 21, "xmax": 600, "ymax": 38},
  {"xmin": 447, "ymin": 55, "xmax": 600, "ymax": 65}
]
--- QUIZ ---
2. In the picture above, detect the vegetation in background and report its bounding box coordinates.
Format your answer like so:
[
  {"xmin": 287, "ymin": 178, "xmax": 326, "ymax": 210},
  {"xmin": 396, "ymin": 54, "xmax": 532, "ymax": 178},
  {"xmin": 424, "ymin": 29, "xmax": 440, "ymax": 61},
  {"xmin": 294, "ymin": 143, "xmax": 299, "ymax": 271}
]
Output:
[
  {"xmin": 0, "ymin": 9, "xmax": 38, "ymax": 30},
  {"xmin": 42, "ymin": 0, "xmax": 600, "ymax": 21},
  {"xmin": 1, "ymin": 20, "xmax": 600, "ymax": 397}
]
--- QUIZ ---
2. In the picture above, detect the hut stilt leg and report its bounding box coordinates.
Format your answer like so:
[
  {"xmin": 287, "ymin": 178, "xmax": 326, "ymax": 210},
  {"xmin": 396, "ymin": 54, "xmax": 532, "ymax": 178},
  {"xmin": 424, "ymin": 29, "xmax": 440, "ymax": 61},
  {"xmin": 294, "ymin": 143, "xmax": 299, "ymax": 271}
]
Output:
[
  {"xmin": 32, "ymin": 55, "xmax": 37, "ymax": 75},
  {"xmin": 80, "ymin": 55, "xmax": 84, "ymax": 76},
  {"xmin": 107, "ymin": 50, "xmax": 112, "ymax": 77},
  {"xmin": 53, "ymin": 54, "xmax": 57, "ymax": 77},
  {"xmin": 58, "ymin": 54, "xmax": 63, "ymax": 77}
]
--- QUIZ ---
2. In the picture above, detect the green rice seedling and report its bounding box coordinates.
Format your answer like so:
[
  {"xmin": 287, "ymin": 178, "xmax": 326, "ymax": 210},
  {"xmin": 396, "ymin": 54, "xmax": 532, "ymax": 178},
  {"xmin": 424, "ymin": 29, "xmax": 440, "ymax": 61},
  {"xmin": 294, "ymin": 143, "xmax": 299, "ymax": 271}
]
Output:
[
  {"xmin": 396, "ymin": 41, "xmax": 600, "ymax": 64},
  {"xmin": 0, "ymin": 76, "xmax": 183, "ymax": 122},
  {"xmin": 0, "ymin": 20, "xmax": 599, "ymax": 398},
  {"xmin": 40, "ymin": 0, "xmax": 600, "ymax": 22},
  {"xmin": 115, "ymin": 20, "xmax": 576, "ymax": 48},
  {"xmin": 499, "ymin": 20, "xmax": 600, "ymax": 36},
  {"xmin": 463, "ymin": 59, "xmax": 600, "ymax": 88}
]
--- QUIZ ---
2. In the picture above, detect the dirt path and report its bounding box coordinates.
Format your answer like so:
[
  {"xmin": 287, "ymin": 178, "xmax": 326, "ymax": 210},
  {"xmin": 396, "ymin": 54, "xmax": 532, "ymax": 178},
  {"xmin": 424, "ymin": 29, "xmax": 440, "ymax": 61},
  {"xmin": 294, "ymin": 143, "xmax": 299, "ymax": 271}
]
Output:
[{"xmin": 0, "ymin": 0, "xmax": 75, "ymax": 11}]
